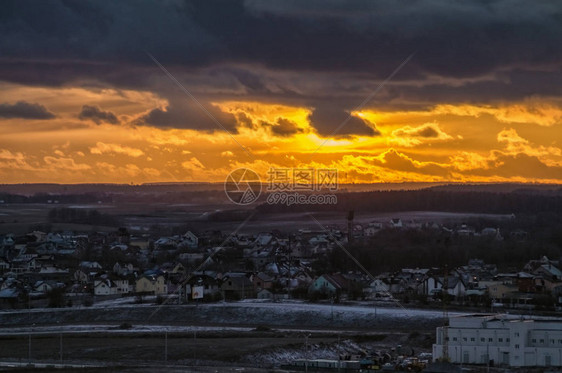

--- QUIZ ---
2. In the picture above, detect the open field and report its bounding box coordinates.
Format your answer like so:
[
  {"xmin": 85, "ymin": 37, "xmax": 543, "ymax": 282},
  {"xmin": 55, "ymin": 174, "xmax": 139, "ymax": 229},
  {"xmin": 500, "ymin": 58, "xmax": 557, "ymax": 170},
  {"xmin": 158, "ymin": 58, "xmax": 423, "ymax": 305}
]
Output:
[
  {"xmin": 0, "ymin": 327, "xmax": 426, "ymax": 371},
  {"xmin": 0, "ymin": 201, "xmax": 515, "ymax": 235},
  {"xmin": 0, "ymin": 332, "xmax": 338, "ymax": 364},
  {"xmin": 0, "ymin": 301, "xmax": 442, "ymax": 369}
]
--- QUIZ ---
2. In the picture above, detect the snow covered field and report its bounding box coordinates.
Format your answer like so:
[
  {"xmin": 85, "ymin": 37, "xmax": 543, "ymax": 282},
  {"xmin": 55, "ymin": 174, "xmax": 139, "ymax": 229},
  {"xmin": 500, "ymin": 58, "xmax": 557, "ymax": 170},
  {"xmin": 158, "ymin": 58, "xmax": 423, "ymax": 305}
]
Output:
[{"xmin": 0, "ymin": 300, "xmax": 465, "ymax": 332}]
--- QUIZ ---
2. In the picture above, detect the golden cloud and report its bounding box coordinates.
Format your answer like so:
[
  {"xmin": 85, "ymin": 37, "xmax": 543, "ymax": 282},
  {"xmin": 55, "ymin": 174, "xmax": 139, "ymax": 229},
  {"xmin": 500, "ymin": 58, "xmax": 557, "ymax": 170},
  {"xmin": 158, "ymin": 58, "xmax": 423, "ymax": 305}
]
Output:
[{"xmin": 89, "ymin": 142, "xmax": 145, "ymax": 157}]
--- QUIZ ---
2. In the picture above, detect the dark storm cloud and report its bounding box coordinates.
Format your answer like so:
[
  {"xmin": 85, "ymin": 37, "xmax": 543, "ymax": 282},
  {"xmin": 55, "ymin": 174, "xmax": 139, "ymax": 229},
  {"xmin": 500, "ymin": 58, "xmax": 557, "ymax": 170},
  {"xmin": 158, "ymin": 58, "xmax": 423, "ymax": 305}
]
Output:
[
  {"xmin": 1, "ymin": 0, "xmax": 561, "ymax": 134},
  {"xmin": 308, "ymin": 105, "xmax": 379, "ymax": 137},
  {"xmin": 0, "ymin": 101, "xmax": 56, "ymax": 119},
  {"xmin": 2, "ymin": 0, "xmax": 560, "ymax": 78},
  {"xmin": 224, "ymin": 68, "xmax": 269, "ymax": 93},
  {"xmin": 260, "ymin": 118, "xmax": 303, "ymax": 137},
  {"xmin": 139, "ymin": 99, "xmax": 238, "ymax": 132},
  {"xmin": 78, "ymin": 105, "xmax": 119, "ymax": 124},
  {"xmin": 271, "ymin": 118, "xmax": 303, "ymax": 136}
]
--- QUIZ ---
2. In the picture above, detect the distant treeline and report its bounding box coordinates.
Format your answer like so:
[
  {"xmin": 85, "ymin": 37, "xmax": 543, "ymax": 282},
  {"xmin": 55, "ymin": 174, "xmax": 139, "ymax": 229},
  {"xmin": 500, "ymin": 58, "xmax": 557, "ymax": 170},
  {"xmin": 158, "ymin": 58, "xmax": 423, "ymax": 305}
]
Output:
[
  {"xmin": 48, "ymin": 208, "xmax": 120, "ymax": 226},
  {"xmin": 258, "ymin": 190, "xmax": 562, "ymax": 214},
  {"xmin": 0, "ymin": 190, "xmax": 227, "ymax": 204},
  {"xmin": 0, "ymin": 193, "xmax": 108, "ymax": 204}
]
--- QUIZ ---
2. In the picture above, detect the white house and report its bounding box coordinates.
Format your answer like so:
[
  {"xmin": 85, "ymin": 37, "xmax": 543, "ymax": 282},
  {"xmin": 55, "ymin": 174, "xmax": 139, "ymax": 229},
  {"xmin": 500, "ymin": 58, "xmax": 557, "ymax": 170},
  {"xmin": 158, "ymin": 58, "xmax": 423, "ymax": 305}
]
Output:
[
  {"xmin": 433, "ymin": 314, "xmax": 562, "ymax": 367},
  {"xmin": 33, "ymin": 280, "xmax": 55, "ymax": 294},
  {"xmin": 94, "ymin": 279, "xmax": 115, "ymax": 296},
  {"xmin": 94, "ymin": 278, "xmax": 131, "ymax": 296},
  {"xmin": 182, "ymin": 231, "xmax": 199, "ymax": 249},
  {"xmin": 389, "ymin": 218, "xmax": 403, "ymax": 229},
  {"xmin": 368, "ymin": 278, "xmax": 390, "ymax": 294},
  {"xmin": 419, "ymin": 276, "xmax": 466, "ymax": 298},
  {"xmin": 364, "ymin": 222, "xmax": 382, "ymax": 237}
]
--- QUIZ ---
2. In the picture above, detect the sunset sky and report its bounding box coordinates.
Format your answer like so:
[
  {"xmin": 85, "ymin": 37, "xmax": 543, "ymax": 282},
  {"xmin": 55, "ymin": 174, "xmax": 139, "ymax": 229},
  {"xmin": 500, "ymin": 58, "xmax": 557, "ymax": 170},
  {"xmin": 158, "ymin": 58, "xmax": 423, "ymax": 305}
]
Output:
[{"xmin": 1, "ymin": 0, "xmax": 562, "ymax": 184}]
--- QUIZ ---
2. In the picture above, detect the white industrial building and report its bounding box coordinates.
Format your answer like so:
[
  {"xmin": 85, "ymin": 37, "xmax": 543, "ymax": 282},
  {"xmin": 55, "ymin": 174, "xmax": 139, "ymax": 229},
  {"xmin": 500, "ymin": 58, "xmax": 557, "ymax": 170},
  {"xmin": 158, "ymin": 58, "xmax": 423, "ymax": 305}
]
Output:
[{"xmin": 433, "ymin": 314, "xmax": 562, "ymax": 367}]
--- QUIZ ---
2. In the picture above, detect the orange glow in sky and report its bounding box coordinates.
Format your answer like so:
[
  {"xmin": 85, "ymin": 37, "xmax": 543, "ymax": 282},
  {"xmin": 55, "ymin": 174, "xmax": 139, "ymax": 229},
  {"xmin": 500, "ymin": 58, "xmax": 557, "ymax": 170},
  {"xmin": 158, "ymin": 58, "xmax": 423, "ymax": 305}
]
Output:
[
  {"xmin": 1, "ymin": 83, "xmax": 561, "ymax": 184},
  {"xmin": 1, "ymin": 2, "xmax": 561, "ymax": 184}
]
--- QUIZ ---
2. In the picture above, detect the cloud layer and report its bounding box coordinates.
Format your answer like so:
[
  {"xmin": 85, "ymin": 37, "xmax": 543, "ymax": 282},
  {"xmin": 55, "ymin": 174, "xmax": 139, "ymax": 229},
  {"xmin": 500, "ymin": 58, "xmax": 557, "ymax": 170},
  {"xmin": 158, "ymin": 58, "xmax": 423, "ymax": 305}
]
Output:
[
  {"xmin": 0, "ymin": 1, "xmax": 561, "ymax": 183},
  {"xmin": 0, "ymin": 101, "xmax": 55, "ymax": 119}
]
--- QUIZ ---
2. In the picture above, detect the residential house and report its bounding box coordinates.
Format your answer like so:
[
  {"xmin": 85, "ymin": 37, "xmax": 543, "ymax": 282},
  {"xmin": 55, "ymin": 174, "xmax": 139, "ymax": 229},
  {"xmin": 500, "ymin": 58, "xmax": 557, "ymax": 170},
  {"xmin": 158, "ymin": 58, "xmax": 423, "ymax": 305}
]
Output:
[
  {"xmin": 0, "ymin": 287, "xmax": 25, "ymax": 308},
  {"xmin": 252, "ymin": 272, "xmax": 274, "ymax": 291},
  {"xmin": 534, "ymin": 263, "xmax": 562, "ymax": 283},
  {"xmin": 308, "ymin": 273, "xmax": 349, "ymax": 296},
  {"xmin": 73, "ymin": 269, "xmax": 90, "ymax": 283},
  {"xmin": 0, "ymin": 258, "xmax": 9, "ymax": 273},
  {"xmin": 456, "ymin": 224, "xmax": 475, "ymax": 237},
  {"xmin": 10, "ymin": 255, "xmax": 38, "ymax": 274},
  {"xmin": 480, "ymin": 279, "xmax": 518, "ymax": 301},
  {"xmin": 113, "ymin": 262, "xmax": 136, "ymax": 276},
  {"xmin": 179, "ymin": 252, "xmax": 205, "ymax": 264},
  {"xmin": 94, "ymin": 277, "xmax": 131, "ymax": 296},
  {"xmin": 364, "ymin": 222, "xmax": 383, "ymax": 237},
  {"xmin": 32, "ymin": 280, "xmax": 62, "ymax": 294},
  {"xmin": 185, "ymin": 275, "xmax": 220, "ymax": 301},
  {"xmin": 80, "ymin": 261, "xmax": 102, "ymax": 270},
  {"xmin": 368, "ymin": 278, "xmax": 391, "ymax": 296},
  {"xmin": 420, "ymin": 275, "xmax": 466, "ymax": 298},
  {"xmin": 94, "ymin": 279, "xmax": 115, "ymax": 296},
  {"xmin": 389, "ymin": 218, "xmax": 403, "ymax": 229},
  {"xmin": 245, "ymin": 247, "xmax": 275, "ymax": 269},
  {"xmin": 257, "ymin": 289, "xmax": 273, "ymax": 299},
  {"xmin": 516, "ymin": 272, "xmax": 535, "ymax": 293},
  {"xmin": 481, "ymin": 227, "xmax": 503, "ymax": 240},
  {"xmin": 221, "ymin": 275, "xmax": 254, "ymax": 300},
  {"xmin": 182, "ymin": 231, "xmax": 199, "ymax": 249},
  {"xmin": 135, "ymin": 274, "xmax": 167, "ymax": 295}
]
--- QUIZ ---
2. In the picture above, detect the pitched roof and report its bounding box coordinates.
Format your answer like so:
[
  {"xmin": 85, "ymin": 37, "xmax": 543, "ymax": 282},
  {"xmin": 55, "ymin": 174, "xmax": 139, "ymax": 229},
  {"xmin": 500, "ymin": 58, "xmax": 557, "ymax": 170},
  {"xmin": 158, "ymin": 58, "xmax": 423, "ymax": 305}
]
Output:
[{"xmin": 322, "ymin": 273, "xmax": 349, "ymax": 289}]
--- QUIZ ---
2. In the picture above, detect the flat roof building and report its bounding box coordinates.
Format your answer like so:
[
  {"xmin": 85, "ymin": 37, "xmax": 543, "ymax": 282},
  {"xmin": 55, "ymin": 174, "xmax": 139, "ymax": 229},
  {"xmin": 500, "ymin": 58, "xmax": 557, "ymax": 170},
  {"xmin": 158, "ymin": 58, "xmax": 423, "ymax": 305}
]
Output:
[{"xmin": 433, "ymin": 314, "xmax": 562, "ymax": 367}]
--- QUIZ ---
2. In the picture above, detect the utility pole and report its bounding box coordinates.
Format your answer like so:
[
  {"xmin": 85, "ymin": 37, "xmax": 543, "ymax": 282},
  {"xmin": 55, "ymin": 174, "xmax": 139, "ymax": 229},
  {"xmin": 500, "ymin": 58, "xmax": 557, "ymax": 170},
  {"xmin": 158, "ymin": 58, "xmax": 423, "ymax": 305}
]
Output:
[
  {"xmin": 193, "ymin": 330, "xmax": 197, "ymax": 364},
  {"xmin": 304, "ymin": 333, "xmax": 309, "ymax": 373},
  {"xmin": 486, "ymin": 343, "xmax": 490, "ymax": 373},
  {"xmin": 28, "ymin": 293, "xmax": 31, "ymax": 362},
  {"xmin": 442, "ymin": 265, "xmax": 449, "ymax": 362},
  {"xmin": 164, "ymin": 330, "xmax": 168, "ymax": 362},
  {"xmin": 337, "ymin": 334, "xmax": 341, "ymax": 373}
]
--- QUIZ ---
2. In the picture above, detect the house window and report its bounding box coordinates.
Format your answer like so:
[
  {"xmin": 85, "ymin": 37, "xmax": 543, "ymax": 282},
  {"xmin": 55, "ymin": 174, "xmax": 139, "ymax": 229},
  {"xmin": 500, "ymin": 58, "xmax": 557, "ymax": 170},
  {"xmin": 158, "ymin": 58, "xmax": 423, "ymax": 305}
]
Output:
[
  {"xmin": 532, "ymin": 339, "xmax": 536, "ymax": 343},
  {"xmin": 480, "ymin": 338, "xmax": 485, "ymax": 342},
  {"xmin": 515, "ymin": 333, "xmax": 519, "ymax": 337},
  {"xmin": 452, "ymin": 337, "xmax": 457, "ymax": 341},
  {"xmin": 498, "ymin": 338, "xmax": 503, "ymax": 342},
  {"xmin": 540, "ymin": 339, "xmax": 544, "ymax": 344},
  {"xmin": 550, "ymin": 339, "xmax": 555, "ymax": 344},
  {"xmin": 463, "ymin": 337, "xmax": 467, "ymax": 342},
  {"xmin": 471, "ymin": 338, "xmax": 475, "ymax": 342},
  {"xmin": 515, "ymin": 344, "xmax": 520, "ymax": 349},
  {"xmin": 488, "ymin": 338, "xmax": 493, "ymax": 342},
  {"xmin": 506, "ymin": 338, "xmax": 510, "ymax": 342}
]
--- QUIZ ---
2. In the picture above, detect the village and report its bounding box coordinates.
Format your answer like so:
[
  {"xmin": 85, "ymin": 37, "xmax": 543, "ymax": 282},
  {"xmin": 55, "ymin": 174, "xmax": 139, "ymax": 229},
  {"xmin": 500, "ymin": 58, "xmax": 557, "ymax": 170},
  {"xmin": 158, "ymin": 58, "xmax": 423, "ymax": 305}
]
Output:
[{"xmin": 1, "ymin": 217, "xmax": 561, "ymax": 313}]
